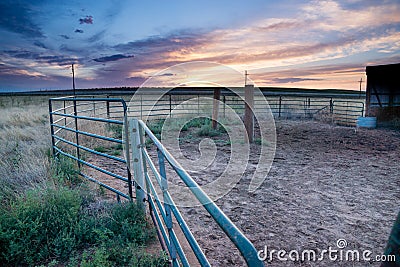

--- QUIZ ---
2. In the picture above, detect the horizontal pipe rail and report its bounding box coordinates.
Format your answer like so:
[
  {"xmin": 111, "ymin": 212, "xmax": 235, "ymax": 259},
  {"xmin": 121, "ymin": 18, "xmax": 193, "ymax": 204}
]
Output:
[
  {"xmin": 52, "ymin": 124, "xmax": 123, "ymax": 144},
  {"xmin": 138, "ymin": 119, "xmax": 263, "ymax": 267},
  {"xmin": 53, "ymin": 135, "xmax": 126, "ymax": 163},
  {"xmin": 51, "ymin": 111, "xmax": 123, "ymax": 124},
  {"xmin": 54, "ymin": 147, "xmax": 129, "ymax": 183}
]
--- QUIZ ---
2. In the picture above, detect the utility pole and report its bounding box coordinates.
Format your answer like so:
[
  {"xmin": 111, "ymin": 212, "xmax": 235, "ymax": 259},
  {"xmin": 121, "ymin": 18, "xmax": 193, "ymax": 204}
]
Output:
[
  {"xmin": 245, "ymin": 70, "xmax": 248, "ymax": 86},
  {"xmin": 72, "ymin": 64, "xmax": 76, "ymax": 96},
  {"xmin": 358, "ymin": 77, "xmax": 363, "ymax": 98}
]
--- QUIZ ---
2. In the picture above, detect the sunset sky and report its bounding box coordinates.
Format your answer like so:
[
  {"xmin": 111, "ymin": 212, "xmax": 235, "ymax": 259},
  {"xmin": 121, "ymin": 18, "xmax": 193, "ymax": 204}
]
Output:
[{"xmin": 1, "ymin": 0, "xmax": 399, "ymax": 91}]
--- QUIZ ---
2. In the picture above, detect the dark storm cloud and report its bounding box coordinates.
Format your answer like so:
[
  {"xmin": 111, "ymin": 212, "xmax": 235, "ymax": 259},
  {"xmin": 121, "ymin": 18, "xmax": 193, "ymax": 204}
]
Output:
[
  {"xmin": 114, "ymin": 30, "xmax": 208, "ymax": 54},
  {"xmin": 93, "ymin": 54, "xmax": 134, "ymax": 63},
  {"xmin": 75, "ymin": 29, "xmax": 84, "ymax": 33},
  {"xmin": 34, "ymin": 41, "xmax": 47, "ymax": 49},
  {"xmin": 3, "ymin": 49, "xmax": 81, "ymax": 66},
  {"xmin": 79, "ymin": 15, "xmax": 93, "ymax": 24},
  {"xmin": 109, "ymin": 30, "xmax": 209, "ymax": 73},
  {"xmin": 60, "ymin": 34, "xmax": 71, "ymax": 39},
  {"xmin": 3, "ymin": 49, "xmax": 40, "ymax": 59},
  {"xmin": 0, "ymin": 1, "xmax": 44, "ymax": 38},
  {"xmin": 36, "ymin": 55, "xmax": 81, "ymax": 66}
]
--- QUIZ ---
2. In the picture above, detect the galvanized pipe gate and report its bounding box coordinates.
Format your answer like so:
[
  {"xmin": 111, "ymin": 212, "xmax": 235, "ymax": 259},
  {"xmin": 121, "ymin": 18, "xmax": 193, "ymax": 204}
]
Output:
[{"xmin": 49, "ymin": 96, "xmax": 263, "ymax": 266}]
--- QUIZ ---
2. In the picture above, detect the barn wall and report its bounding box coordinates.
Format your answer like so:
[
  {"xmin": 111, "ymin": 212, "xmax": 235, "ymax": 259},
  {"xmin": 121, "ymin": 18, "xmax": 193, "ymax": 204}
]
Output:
[{"xmin": 366, "ymin": 63, "xmax": 400, "ymax": 125}]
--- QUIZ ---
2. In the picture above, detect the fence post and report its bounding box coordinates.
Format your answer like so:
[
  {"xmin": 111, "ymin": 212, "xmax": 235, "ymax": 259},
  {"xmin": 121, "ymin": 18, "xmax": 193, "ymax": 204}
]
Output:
[
  {"xmin": 48, "ymin": 99, "xmax": 56, "ymax": 157},
  {"xmin": 130, "ymin": 118, "xmax": 146, "ymax": 211},
  {"xmin": 212, "ymin": 88, "xmax": 221, "ymax": 129},
  {"xmin": 278, "ymin": 96, "xmax": 282, "ymax": 118},
  {"xmin": 197, "ymin": 95, "xmax": 200, "ymax": 115},
  {"xmin": 140, "ymin": 94, "xmax": 143, "ymax": 120},
  {"xmin": 244, "ymin": 85, "xmax": 254, "ymax": 143},
  {"xmin": 361, "ymin": 102, "xmax": 365, "ymax": 117},
  {"xmin": 223, "ymin": 95, "xmax": 226, "ymax": 118},
  {"xmin": 63, "ymin": 100, "xmax": 67, "ymax": 126},
  {"xmin": 123, "ymin": 112, "xmax": 134, "ymax": 200},
  {"xmin": 73, "ymin": 97, "xmax": 81, "ymax": 168},
  {"xmin": 157, "ymin": 149, "xmax": 178, "ymax": 265},
  {"xmin": 169, "ymin": 94, "xmax": 172, "ymax": 117},
  {"xmin": 330, "ymin": 98, "xmax": 333, "ymax": 114},
  {"xmin": 106, "ymin": 95, "xmax": 110, "ymax": 118},
  {"xmin": 92, "ymin": 96, "xmax": 96, "ymax": 117}
]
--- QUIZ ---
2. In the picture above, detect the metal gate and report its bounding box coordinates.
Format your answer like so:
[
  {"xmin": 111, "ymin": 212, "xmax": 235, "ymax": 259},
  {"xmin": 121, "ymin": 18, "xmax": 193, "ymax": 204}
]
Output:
[{"xmin": 49, "ymin": 96, "xmax": 263, "ymax": 266}]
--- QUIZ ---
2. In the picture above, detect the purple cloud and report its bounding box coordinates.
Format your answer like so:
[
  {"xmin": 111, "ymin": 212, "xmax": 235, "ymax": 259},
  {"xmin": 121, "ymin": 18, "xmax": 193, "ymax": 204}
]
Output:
[
  {"xmin": 79, "ymin": 15, "xmax": 93, "ymax": 24},
  {"xmin": 0, "ymin": 2, "xmax": 44, "ymax": 38},
  {"xmin": 93, "ymin": 54, "xmax": 134, "ymax": 63}
]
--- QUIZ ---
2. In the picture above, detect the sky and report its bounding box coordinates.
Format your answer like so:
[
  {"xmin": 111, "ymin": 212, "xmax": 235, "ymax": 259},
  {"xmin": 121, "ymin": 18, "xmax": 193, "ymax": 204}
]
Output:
[{"xmin": 0, "ymin": 0, "xmax": 399, "ymax": 92}]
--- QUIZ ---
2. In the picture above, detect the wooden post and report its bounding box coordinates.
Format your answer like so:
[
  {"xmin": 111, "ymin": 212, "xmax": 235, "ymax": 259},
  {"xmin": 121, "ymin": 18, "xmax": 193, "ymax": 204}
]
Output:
[
  {"xmin": 212, "ymin": 88, "xmax": 221, "ymax": 129},
  {"xmin": 169, "ymin": 94, "xmax": 172, "ymax": 117},
  {"xmin": 223, "ymin": 95, "xmax": 226, "ymax": 118},
  {"xmin": 244, "ymin": 85, "xmax": 254, "ymax": 143},
  {"xmin": 106, "ymin": 95, "xmax": 110, "ymax": 118},
  {"xmin": 278, "ymin": 96, "xmax": 282, "ymax": 118}
]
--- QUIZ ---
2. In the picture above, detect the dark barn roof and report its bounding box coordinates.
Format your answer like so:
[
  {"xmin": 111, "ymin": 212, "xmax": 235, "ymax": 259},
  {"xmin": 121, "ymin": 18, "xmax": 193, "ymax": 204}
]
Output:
[{"xmin": 366, "ymin": 63, "xmax": 400, "ymax": 75}]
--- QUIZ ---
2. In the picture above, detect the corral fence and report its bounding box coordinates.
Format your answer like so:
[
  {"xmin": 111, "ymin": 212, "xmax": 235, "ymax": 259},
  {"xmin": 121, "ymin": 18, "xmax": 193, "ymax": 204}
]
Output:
[
  {"xmin": 126, "ymin": 88, "xmax": 365, "ymax": 127},
  {"xmin": 48, "ymin": 90, "xmax": 364, "ymax": 266},
  {"xmin": 48, "ymin": 95, "xmax": 263, "ymax": 266}
]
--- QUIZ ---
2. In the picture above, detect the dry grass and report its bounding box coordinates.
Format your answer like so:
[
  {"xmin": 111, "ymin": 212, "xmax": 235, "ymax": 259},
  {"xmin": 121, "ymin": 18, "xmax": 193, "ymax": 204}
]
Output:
[{"xmin": 0, "ymin": 102, "xmax": 50, "ymax": 200}]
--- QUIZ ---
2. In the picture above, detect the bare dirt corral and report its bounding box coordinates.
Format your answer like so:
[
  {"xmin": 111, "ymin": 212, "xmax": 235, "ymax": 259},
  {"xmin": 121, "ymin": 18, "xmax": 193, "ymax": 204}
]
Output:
[
  {"xmin": 177, "ymin": 120, "xmax": 400, "ymax": 266},
  {"xmin": 91, "ymin": 120, "xmax": 400, "ymax": 266}
]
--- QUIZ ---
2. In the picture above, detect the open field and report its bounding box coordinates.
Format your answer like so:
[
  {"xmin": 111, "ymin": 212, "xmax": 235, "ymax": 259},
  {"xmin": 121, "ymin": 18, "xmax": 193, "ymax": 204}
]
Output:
[
  {"xmin": 0, "ymin": 96, "xmax": 166, "ymax": 266},
  {"xmin": 0, "ymin": 99, "xmax": 50, "ymax": 200}
]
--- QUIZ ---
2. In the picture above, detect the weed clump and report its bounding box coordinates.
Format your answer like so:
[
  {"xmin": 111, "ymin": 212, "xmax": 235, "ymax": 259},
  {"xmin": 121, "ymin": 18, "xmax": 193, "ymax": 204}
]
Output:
[{"xmin": 0, "ymin": 156, "xmax": 167, "ymax": 266}]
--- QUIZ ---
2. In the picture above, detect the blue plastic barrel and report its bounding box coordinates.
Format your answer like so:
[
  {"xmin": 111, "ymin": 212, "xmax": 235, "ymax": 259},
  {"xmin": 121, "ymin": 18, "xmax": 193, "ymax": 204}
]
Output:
[{"xmin": 357, "ymin": 117, "xmax": 377, "ymax": 128}]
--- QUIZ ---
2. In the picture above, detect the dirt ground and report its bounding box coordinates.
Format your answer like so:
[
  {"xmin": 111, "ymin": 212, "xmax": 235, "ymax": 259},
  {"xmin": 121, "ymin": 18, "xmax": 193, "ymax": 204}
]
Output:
[{"xmin": 88, "ymin": 119, "xmax": 400, "ymax": 266}]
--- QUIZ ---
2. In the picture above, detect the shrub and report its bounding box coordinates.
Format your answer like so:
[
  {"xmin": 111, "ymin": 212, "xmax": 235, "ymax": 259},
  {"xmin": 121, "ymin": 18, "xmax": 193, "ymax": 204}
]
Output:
[
  {"xmin": 51, "ymin": 155, "xmax": 81, "ymax": 186},
  {"xmin": 94, "ymin": 146, "xmax": 107, "ymax": 153},
  {"xmin": 0, "ymin": 190, "xmax": 163, "ymax": 266},
  {"xmin": 0, "ymin": 154, "xmax": 163, "ymax": 266},
  {"xmin": 0, "ymin": 186, "xmax": 81, "ymax": 264},
  {"xmin": 185, "ymin": 117, "xmax": 211, "ymax": 128},
  {"xmin": 147, "ymin": 119, "xmax": 165, "ymax": 135},
  {"xmin": 197, "ymin": 124, "xmax": 223, "ymax": 137}
]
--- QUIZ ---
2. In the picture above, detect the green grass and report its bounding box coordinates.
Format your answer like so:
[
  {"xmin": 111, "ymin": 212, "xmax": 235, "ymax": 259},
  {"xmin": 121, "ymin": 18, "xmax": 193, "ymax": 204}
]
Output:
[
  {"xmin": 146, "ymin": 119, "xmax": 165, "ymax": 141},
  {"xmin": 0, "ymin": 155, "xmax": 167, "ymax": 267},
  {"xmin": 196, "ymin": 120, "xmax": 228, "ymax": 137},
  {"xmin": 147, "ymin": 119, "xmax": 164, "ymax": 136},
  {"xmin": 107, "ymin": 124, "xmax": 123, "ymax": 139},
  {"xmin": 94, "ymin": 146, "xmax": 107, "ymax": 153},
  {"xmin": 185, "ymin": 117, "xmax": 212, "ymax": 129}
]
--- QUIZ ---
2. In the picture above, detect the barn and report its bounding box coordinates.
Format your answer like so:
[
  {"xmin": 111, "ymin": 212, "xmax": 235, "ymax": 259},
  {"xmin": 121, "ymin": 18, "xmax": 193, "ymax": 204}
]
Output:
[{"xmin": 365, "ymin": 63, "xmax": 400, "ymax": 126}]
